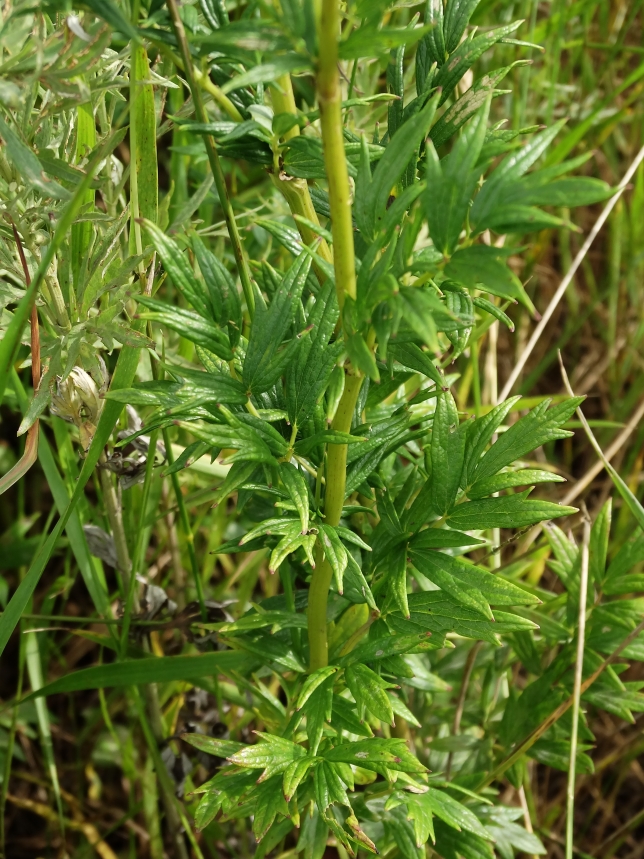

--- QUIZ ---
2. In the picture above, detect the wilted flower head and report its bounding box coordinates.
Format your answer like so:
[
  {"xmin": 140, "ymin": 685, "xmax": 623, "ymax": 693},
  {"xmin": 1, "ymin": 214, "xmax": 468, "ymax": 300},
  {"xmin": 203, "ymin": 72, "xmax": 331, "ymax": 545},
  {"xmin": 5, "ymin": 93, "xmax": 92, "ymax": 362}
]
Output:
[{"xmin": 50, "ymin": 367, "xmax": 104, "ymax": 451}]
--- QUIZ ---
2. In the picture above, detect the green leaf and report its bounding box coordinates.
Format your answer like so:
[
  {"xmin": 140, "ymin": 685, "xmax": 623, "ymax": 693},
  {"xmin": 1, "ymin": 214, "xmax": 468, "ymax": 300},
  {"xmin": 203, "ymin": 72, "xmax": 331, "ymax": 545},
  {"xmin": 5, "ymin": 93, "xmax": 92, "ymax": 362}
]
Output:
[
  {"xmin": 339, "ymin": 22, "xmax": 433, "ymax": 61},
  {"xmin": 280, "ymin": 462, "xmax": 310, "ymax": 534},
  {"xmin": 294, "ymin": 430, "xmax": 366, "ymax": 457},
  {"xmin": 243, "ymin": 252, "xmax": 312, "ymax": 394},
  {"xmin": 283, "ymin": 757, "xmax": 316, "ymax": 801},
  {"xmin": 181, "ymin": 734, "xmax": 245, "ymax": 758},
  {"xmin": 446, "ymin": 491, "xmax": 577, "ymax": 530},
  {"xmin": 410, "ymin": 550, "xmax": 492, "ymax": 618},
  {"xmin": 445, "ymin": 245, "xmax": 534, "ymax": 312},
  {"xmin": 387, "ymin": 341, "xmax": 444, "ymax": 387},
  {"xmin": 423, "ymin": 787, "xmax": 492, "ymax": 839},
  {"xmin": 192, "ymin": 234, "xmax": 243, "ymax": 346},
  {"xmin": 470, "ymin": 119, "xmax": 567, "ymax": 231},
  {"xmin": 319, "ymin": 524, "xmax": 349, "ymax": 593},
  {"xmin": 252, "ymin": 777, "xmax": 291, "ymax": 841},
  {"xmin": 325, "ymin": 738, "xmax": 427, "ymax": 773},
  {"xmin": 297, "ymin": 666, "xmax": 339, "ymax": 710},
  {"xmin": 472, "ymin": 398, "xmax": 583, "ymax": 484},
  {"xmin": 443, "ymin": 0, "xmax": 482, "ymax": 54},
  {"xmin": 468, "ymin": 468, "xmax": 566, "ymax": 499},
  {"xmin": 434, "ymin": 23, "xmax": 521, "ymax": 104},
  {"xmin": 221, "ymin": 55, "xmax": 311, "ymax": 94},
  {"xmin": 286, "ymin": 280, "xmax": 341, "ymax": 426},
  {"xmin": 229, "ymin": 733, "xmax": 306, "ymax": 782},
  {"xmin": 345, "ymin": 663, "xmax": 395, "ymax": 725},
  {"xmin": 428, "ymin": 392, "xmax": 467, "ymax": 515},
  {"xmin": 136, "ymin": 295, "xmax": 233, "ymax": 359},
  {"xmin": 590, "ymin": 499, "xmax": 611, "ymax": 585},
  {"xmin": 143, "ymin": 221, "xmax": 211, "ymax": 319},
  {"xmin": 83, "ymin": 0, "xmax": 141, "ymax": 41},
  {"xmin": 413, "ymin": 550, "xmax": 540, "ymax": 609},
  {"xmin": 22, "ymin": 652, "xmax": 254, "ymax": 700},
  {"xmin": 425, "ymin": 99, "xmax": 490, "ymax": 255},
  {"xmin": 387, "ymin": 542, "xmax": 411, "ymax": 618},
  {"xmin": 429, "ymin": 63, "xmax": 519, "ymax": 149},
  {"xmin": 358, "ymin": 91, "xmax": 440, "ymax": 241},
  {"xmin": 346, "ymin": 332, "xmax": 380, "ymax": 382},
  {"xmin": 0, "ymin": 114, "xmax": 69, "ymax": 200}
]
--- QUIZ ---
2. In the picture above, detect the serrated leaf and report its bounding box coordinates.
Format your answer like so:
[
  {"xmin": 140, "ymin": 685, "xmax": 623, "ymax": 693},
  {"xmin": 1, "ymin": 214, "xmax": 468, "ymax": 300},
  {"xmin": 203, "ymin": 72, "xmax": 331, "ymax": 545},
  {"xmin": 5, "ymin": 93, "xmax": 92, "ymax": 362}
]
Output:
[
  {"xmin": 325, "ymin": 738, "xmax": 427, "ymax": 773},
  {"xmin": 445, "ymin": 245, "xmax": 534, "ymax": 312},
  {"xmin": 387, "ymin": 341, "xmax": 444, "ymax": 386},
  {"xmin": 286, "ymin": 279, "xmax": 341, "ymax": 426},
  {"xmin": 429, "ymin": 392, "xmax": 467, "ymax": 515},
  {"xmin": 472, "ymin": 398, "xmax": 583, "ymax": 484},
  {"xmin": 0, "ymin": 114, "xmax": 70, "ymax": 200},
  {"xmin": 243, "ymin": 252, "xmax": 312, "ymax": 394},
  {"xmin": 468, "ymin": 468, "xmax": 565, "ymax": 499},
  {"xmin": 252, "ymin": 777, "xmax": 291, "ymax": 841},
  {"xmin": 447, "ymin": 492, "xmax": 577, "ymax": 530},
  {"xmin": 280, "ymin": 462, "xmax": 310, "ymax": 534},
  {"xmin": 345, "ymin": 663, "xmax": 395, "ymax": 725},
  {"xmin": 411, "ymin": 549, "xmax": 540, "ymax": 607},
  {"xmin": 283, "ymin": 757, "xmax": 316, "ymax": 802},
  {"xmin": 297, "ymin": 666, "xmax": 339, "ymax": 710},
  {"xmin": 319, "ymin": 524, "xmax": 349, "ymax": 593},
  {"xmin": 229, "ymin": 733, "xmax": 306, "ymax": 782}
]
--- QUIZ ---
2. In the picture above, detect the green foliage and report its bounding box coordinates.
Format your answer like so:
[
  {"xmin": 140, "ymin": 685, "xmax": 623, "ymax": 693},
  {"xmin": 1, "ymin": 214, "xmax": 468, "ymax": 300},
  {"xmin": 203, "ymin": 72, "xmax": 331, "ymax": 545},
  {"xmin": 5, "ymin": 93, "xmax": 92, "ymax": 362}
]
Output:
[{"xmin": 0, "ymin": 0, "xmax": 642, "ymax": 856}]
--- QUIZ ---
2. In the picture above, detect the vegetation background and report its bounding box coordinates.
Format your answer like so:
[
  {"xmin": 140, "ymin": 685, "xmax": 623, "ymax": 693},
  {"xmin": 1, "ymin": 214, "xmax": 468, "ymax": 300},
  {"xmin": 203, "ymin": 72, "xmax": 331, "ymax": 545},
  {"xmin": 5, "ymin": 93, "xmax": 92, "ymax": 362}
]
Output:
[{"xmin": 0, "ymin": 1, "xmax": 643, "ymax": 858}]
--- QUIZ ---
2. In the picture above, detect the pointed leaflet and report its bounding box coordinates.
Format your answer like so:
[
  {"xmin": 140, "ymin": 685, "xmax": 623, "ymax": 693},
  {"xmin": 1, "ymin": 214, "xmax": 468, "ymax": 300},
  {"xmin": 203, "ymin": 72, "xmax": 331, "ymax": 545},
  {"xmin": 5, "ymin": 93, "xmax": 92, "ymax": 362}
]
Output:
[
  {"xmin": 192, "ymin": 234, "xmax": 243, "ymax": 346},
  {"xmin": 434, "ymin": 22, "xmax": 521, "ymax": 105},
  {"xmin": 388, "ymin": 542, "xmax": 411, "ymax": 618},
  {"xmin": 468, "ymin": 468, "xmax": 565, "ymax": 499},
  {"xmin": 345, "ymin": 663, "xmax": 396, "ymax": 726},
  {"xmin": 252, "ymin": 777, "xmax": 290, "ymax": 841},
  {"xmin": 430, "ymin": 63, "xmax": 519, "ymax": 149},
  {"xmin": 429, "ymin": 392, "xmax": 467, "ymax": 516},
  {"xmin": 424, "ymin": 97, "xmax": 489, "ymax": 255},
  {"xmin": 280, "ymin": 462, "xmax": 310, "ymax": 534},
  {"xmin": 297, "ymin": 666, "xmax": 339, "ymax": 710},
  {"xmin": 590, "ymin": 499, "xmax": 611, "ymax": 586},
  {"xmin": 136, "ymin": 295, "xmax": 233, "ymax": 359},
  {"xmin": 445, "ymin": 245, "xmax": 535, "ymax": 311},
  {"xmin": 410, "ymin": 551, "xmax": 492, "ymax": 618},
  {"xmin": 411, "ymin": 549, "xmax": 540, "ymax": 607},
  {"xmin": 470, "ymin": 120, "xmax": 567, "ymax": 232},
  {"xmin": 319, "ymin": 524, "xmax": 349, "ymax": 592},
  {"xmin": 462, "ymin": 397, "xmax": 520, "ymax": 487},
  {"xmin": 243, "ymin": 252, "xmax": 312, "ymax": 394},
  {"xmin": 286, "ymin": 279, "xmax": 341, "ymax": 427},
  {"xmin": 359, "ymin": 91, "xmax": 440, "ymax": 241},
  {"xmin": 325, "ymin": 738, "xmax": 427, "ymax": 773},
  {"xmin": 447, "ymin": 491, "xmax": 576, "ymax": 530},
  {"xmin": 416, "ymin": 0, "xmax": 445, "ymax": 91},
  {"xmin": 303, "ymin": 677, "xmax": 334, "ymax": 755},
  {"xmin": 443, "ymin": 0, "xmax": 482, "ymax": 54},
  {"xmin": 473, "ymin": 398, "xmax": 583, "ymax": 484},
  {"xmin": 283, "ymin": 757, "xmax": 316, "ymax": 801},
  {"xmin": 143, "ymin": 221, "xmax": 211, "ymax": 318},
  {"xmin": 229, "ymin": 733, "xmax": 306, "ymax": 782},
  {"xmin": 387, "ymin": 341, "xmax": 444, "ymax": 386}
]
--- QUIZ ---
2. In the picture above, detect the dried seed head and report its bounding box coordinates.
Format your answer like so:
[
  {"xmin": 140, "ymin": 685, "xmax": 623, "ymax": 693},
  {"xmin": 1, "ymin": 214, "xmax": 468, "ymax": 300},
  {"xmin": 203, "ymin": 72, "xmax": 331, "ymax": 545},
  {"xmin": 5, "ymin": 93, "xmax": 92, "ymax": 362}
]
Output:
[{"xmin": 50, "ymin": 367, "xmax": 104, "ymax": 450}]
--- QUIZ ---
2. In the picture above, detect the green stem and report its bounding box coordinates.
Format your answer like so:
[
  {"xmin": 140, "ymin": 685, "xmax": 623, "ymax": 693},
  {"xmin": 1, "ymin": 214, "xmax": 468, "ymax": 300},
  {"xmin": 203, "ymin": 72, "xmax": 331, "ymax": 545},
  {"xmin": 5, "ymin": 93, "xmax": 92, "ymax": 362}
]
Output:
[
  {"xmin": 165, "ymin": 0, "xmax": 255, "ymax": 317},
  {"xmin": 307, "ymin": 374, "xmax": 362, "ymax": 669},
  {"xmin": 316, "ymin": 0, "xmax": 357, "ymax": 309},
  {"xmin": 307, "ymin": 0, "xmax": 364, "ymax": 670}
]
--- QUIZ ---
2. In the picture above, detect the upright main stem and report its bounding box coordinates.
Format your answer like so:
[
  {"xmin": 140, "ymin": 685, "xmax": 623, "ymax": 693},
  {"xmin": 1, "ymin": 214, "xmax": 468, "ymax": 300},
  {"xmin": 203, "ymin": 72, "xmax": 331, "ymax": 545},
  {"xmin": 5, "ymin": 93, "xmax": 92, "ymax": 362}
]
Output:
[
  {"xmin": 316, "ymin": 0, "xmax": 356, "ymax": 309},
  {"xmin": 307, "ymin": 0, "xmax": 362, "ymax": 668}
]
